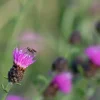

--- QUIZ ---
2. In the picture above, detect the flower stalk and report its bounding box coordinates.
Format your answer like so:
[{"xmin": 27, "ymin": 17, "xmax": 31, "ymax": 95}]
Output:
[{"xmin": 1, "ymin": 83, "xmax": 13, "ymax": 100}]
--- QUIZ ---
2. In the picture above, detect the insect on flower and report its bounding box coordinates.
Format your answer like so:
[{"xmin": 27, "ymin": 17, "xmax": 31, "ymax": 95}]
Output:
[
  {"xmin": 27, "ymin": 47, "xmax": 37, "ymax": 54},
  {"xmin": 8, "ymin": 47, "xmax": 36, "ymax": 83}
]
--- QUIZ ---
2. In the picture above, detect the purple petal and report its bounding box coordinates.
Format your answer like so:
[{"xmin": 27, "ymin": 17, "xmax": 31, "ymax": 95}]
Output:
[{"xmin": 13, "ymin": 47, "xmax": 36, "ymax": 68}]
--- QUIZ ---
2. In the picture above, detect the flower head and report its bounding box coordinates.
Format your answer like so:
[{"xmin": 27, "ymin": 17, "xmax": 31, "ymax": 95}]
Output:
[
  {"xmin": 13, "ymin": 47, "xmax": 36, "ymax": 69},
  {"xmin": 71, "ymin": 56, "xmax": 90, "ymax": 75},
  {"xmin": 52, "ymin": 72, "xmax": 72, "ymax": 94},
  {"xmin": 8, "ymin": 47, "xmax": 36, "ymax": 83},
  {"xmin": 6, "ymin": 95, "xmax": 24, "ymax": 100},
  {"xmin": 85, "ymin": 45, "xmax": 100, "ymax": 66},
  {"xmin": 52, "ymin": 57, "xmax": 68, "ymax": 73}
]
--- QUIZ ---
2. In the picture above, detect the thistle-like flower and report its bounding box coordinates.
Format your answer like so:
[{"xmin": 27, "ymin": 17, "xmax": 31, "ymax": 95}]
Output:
[
  {"xmin": 52, "ymin": 57, "xmax": 68, "ymax": 73},
  {"xmin": 85, "ymin": 46, "xmax": 100, "ymax": 66},
  {"xmin": 85, "ymin": 46, "xmax": 100, "ymax": 76},
  {"xmin": 8, "ymin": 47, "xmax": 36, "ymax": 83},
  {"xmin": 43, "ymin": 72, "xmax": 73, "ymax": 98},
  {"xmin": 52, "ymin": 72, "xmax": 72, "ymax": 94}
]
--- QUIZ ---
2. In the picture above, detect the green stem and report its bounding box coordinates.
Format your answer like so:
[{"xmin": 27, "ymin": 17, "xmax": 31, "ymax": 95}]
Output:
[{"xmin": 1, "ymin": 83, "xmax": 13, "ymax": 100}]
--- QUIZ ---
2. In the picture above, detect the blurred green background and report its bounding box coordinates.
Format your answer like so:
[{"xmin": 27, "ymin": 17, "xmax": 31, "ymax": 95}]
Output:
[{"xmin": 0, "ymin": 0, "xmax": 100, "ymax": 100}]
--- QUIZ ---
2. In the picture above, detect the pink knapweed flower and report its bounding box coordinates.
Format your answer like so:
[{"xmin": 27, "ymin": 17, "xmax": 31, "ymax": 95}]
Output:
[
  {"xmin": 52, "ymin": 72, "xmax": 73, "ymax": 94},
  {"xmin": 6, "ymin": 95, "xmax": 24, "ymax": 100},
  {"xmin": 18, "ymin": 31, "xmax": 46, "ymax": 53},
  {"xmin": 85, "ymin": 45, "xmax": 100, "ymax": 66},
  {"xmin": 13, "ymin": 47, "xmax": 36, "ymax": 68},
  {"xmin": 8, "ymin": 47, "xmax": 36, "ymax": 83}
]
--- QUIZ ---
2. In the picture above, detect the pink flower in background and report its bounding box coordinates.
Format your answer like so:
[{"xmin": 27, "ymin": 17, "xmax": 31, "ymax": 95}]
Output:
[
  {"xmin": 19, "ymin": 32, "xmax": 35, "ymax": 41},
  {"xmin": 18, "ymin": 31, "xmax": 56, "ymax": 58},
  {"xmin": 89, "ymin": 0, "xmax": 100, "ymax": 15},
  {"xmin": 85, "ymin": 45, "xmax": 100, "ymax": 66},
  {"xmin": 18, "ymin": 31, "xmax": 45, "ymax": 53},
  {"xmin": 8, "ymin": 47, "xmax": 36, "ymax": 83},
  {"xmin": 52, "ymin": 72, "xmax": 73, "ymax": 94},
  {"xmin": 6, "ymin": 95, "xmax": 24, "ymax": 100},
  {"xmin": 13, "ymin": 47, "xmax": 36, "ymax": 69}
]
